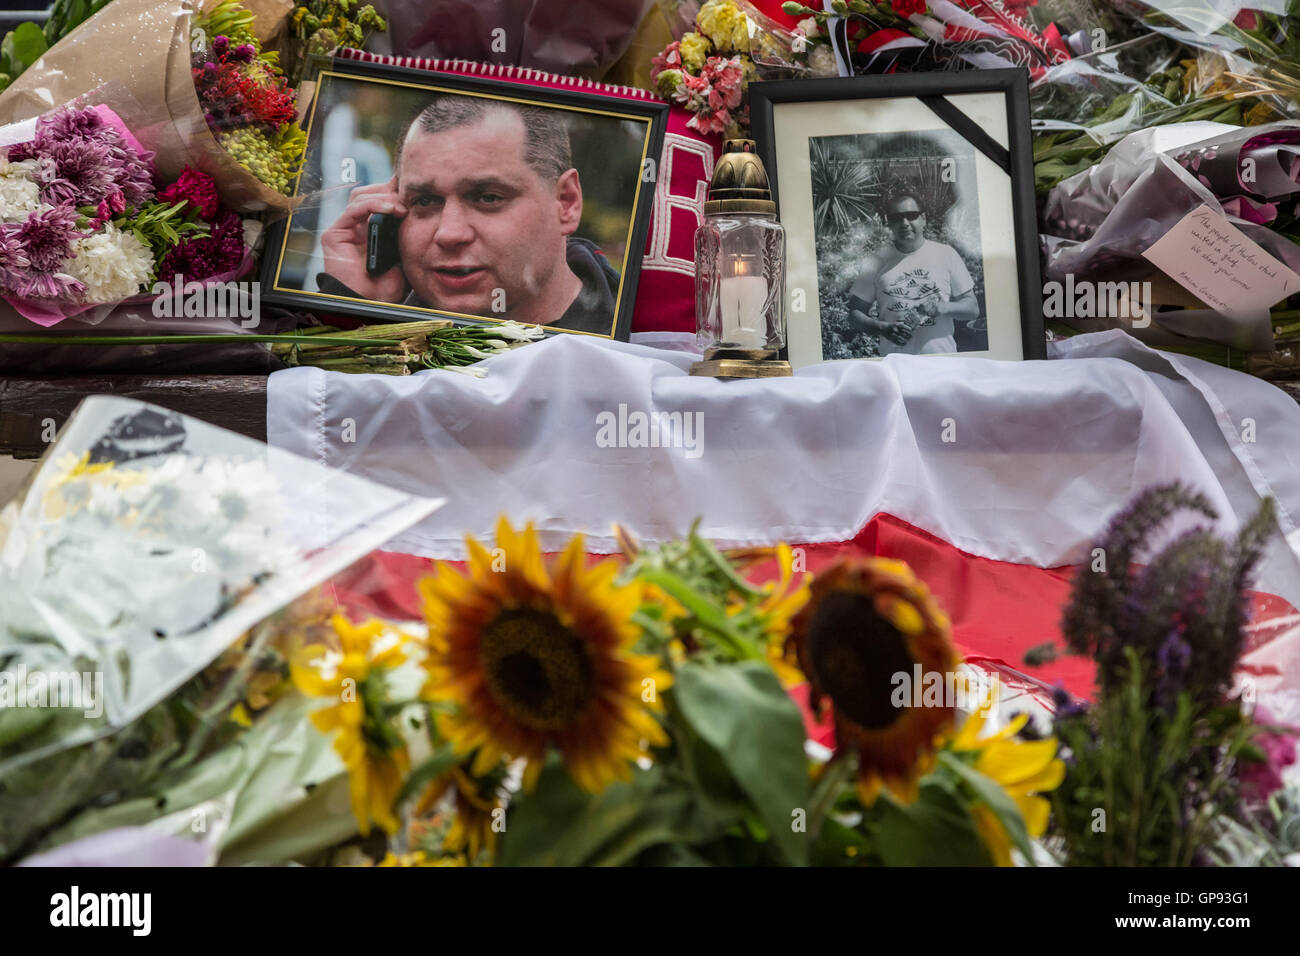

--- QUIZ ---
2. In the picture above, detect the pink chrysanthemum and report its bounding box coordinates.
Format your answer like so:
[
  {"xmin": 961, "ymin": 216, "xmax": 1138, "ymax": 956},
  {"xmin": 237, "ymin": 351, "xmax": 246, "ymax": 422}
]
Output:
[
  {"xmin": 31, "ymin": 107, "xmax": 155, "ymax": 208},
  {"xmin": 12, "ymin": 205, "xmax": 82, "ymax": 273},
  {"xmin": 36, "ymin": 137, "xmax": 116, "ymax": 208},
  {"xmin": 0, "ymin": 226, "xmax": 32, "ymax": 290},
  {"xmin": 9, "ymin": 269, "xmax": 86, "ymax": 300}
]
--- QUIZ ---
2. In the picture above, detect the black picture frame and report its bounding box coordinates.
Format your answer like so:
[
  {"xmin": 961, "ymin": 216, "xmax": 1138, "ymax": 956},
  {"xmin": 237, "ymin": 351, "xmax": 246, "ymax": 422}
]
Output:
[
  {"xmin": 749, "ymin": 69, "xmax": 1046, "ymax": 363},
  {"xmin": 259, "ymin": 55, "xmax": 669, "ymax": 341}
]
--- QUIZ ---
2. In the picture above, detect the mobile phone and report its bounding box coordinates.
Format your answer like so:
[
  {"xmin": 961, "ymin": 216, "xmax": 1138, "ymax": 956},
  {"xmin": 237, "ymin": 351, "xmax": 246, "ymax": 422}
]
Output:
[{"xmin": 366, "ymin": 212, "xmax": 402, "ymax": 276}]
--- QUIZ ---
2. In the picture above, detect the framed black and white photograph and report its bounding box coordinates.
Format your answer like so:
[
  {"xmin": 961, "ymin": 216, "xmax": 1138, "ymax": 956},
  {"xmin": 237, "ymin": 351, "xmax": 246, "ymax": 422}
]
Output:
[
  {"xmin": 261, "ymin": 56, "xmax": 668, "ymax": 339},
  {"xmin": 750, "ymin": 70, "xmax": 1045, "ymax": 366}
]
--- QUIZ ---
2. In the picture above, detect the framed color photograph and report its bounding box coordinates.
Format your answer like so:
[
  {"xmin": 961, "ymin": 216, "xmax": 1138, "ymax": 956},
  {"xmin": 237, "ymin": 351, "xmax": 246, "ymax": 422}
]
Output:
[
  {"xmin": 261, "ymin": 56, "xmax": 668, "ymax": 339},
  {"xmin": 750, "ymin": 70, "xmax": 1045, "ymax": 366}
]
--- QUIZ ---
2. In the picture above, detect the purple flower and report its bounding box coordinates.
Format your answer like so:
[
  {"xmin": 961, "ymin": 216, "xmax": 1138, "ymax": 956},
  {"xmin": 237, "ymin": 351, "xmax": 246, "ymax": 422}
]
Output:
[
  {"xmin": 213, "ymin": 35, "xmax": 229, "ymax": 55},
  {"xmin": 9, "ymin": 270, "xmax": 86, "ymax": 300},
  {"xmin": 12, "ymin": 205, "xmax": 82, "ymax": 273},
  {"xmin": 1154, "ymin": 631, "xmax": 1192, "ymax": 711},
  {"xmin": 232, "ymin": 44, "xmax": 256, "ymax": 63},
  {"xmin": 0, "ymin": 226, "xmax": 32, "ymax": 291},
  {"xmin": 1156, "ymin": 632, "xmax": 1191, "ymax": 676},
  {"xmin": 155, "ymin": 209, "xmax": 245, "ymax": 284},
  {"xmin": 29, "ymin": 107, "xmax": 155, "ymax": 209},
  {"xmin": 35, "ymin": 136, "xmax": 115, "ymax": 207},
  {"xmin": 35, "ymin": 106, "xmax": 111, "ymax": 142},
  {"xmin": 1051, "ymin": 681, "xmax": 1088, "ymax": 720}
]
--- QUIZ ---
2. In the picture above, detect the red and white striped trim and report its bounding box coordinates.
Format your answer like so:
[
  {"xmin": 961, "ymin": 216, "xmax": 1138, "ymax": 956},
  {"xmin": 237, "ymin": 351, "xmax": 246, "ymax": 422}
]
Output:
[{"xmin": 333, "ymin": 48, "xmax": 662, "ymax": 102}]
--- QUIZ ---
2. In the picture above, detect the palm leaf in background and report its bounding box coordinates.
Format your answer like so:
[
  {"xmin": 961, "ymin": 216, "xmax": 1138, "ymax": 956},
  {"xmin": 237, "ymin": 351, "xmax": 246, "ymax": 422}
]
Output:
[{"xmin": 809, "ymin": 137, "xmax": 876, "ymax": 234}]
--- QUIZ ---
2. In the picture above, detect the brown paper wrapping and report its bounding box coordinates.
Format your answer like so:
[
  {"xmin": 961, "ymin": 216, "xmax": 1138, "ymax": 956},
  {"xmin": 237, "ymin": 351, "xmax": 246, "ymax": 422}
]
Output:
[{"xmin": 0, "ymin": 0, "xmax": 299, "ymax": 215}]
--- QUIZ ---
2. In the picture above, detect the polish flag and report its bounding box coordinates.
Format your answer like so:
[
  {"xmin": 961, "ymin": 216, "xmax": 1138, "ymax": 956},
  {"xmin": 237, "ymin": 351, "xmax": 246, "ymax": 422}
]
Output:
[{"xmin": 268, "ymin": 330, "xmax": 1300, "ymax": 733}]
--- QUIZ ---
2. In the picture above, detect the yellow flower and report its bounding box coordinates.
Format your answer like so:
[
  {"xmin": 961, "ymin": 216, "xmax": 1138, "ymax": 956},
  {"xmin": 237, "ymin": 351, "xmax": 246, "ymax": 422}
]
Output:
[
  {"xmin": 373, "ymin": 851, "xmax": 465, "ymax": 867},
  {"xmin": 679, "ymin": 31, "xmax": 712, "ymax": 73},
  {"xmin": 291, "ymin": 613, "xmax": 410, "ymax": 836},
  {"xmin": 418, "ymin": 517, "xmax": 673, "ymax": 795},
  {"xmin": 787, "ymin": 557, "xmax": 959, "ymax": 806},
  {"xmin": 949, "ymin": 689, "xmax": 1066, "ymax": 865},
  {"xmin": 416, "ymin": 764, "xmax": 501, "ymax": 862},
  {"xmin": 696, "ymin": 0, "xmax": 751, "ymax": 54},
  {"xmin": 740, "ymin": 543, "xmax": 810, "ymax": 687}
]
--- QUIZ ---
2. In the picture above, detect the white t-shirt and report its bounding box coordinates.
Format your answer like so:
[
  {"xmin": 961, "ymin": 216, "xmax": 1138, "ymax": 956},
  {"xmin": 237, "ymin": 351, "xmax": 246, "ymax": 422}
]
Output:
[{"xmin": 848, "ymin": 240, "xmax": 974, "ymax": 355}]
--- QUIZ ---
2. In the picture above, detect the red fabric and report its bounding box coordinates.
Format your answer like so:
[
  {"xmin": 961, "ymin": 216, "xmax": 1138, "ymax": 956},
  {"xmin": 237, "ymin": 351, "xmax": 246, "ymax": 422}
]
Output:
[
  {"xmin": 323, "ymin": 513, "xmax": 1299, "ymax": 749},
  {"xmin": 857, "ymin": 28, "xmax": 918, "ymax": 53},
  {"xmin": 745, "ymin": 0, "xmax": 803, "ymax": 30},
  {"xmin": 333, "ymin": 50, "xmax": 721, "ymax": 335},
  {"xmin": 326, "ymin": 512, "xmax": 1096, "ymax": 693}
]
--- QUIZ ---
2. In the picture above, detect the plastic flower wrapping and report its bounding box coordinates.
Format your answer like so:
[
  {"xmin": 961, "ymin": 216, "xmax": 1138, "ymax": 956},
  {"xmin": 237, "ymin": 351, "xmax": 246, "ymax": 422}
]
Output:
[
  {"xmin": 190, "ymin": 0, "xmax": 307, "ymax": 195},
  {"xmin": 0, "ymin": 0, "xmax": 305, "ymax": 215},
  {"xmin": 0, "ymin": 396, "xmax": 442, "ymax": 863},
  {"xmin": 766, "ymin": 0, "xmax": 1300, "ymax": 369},
  {"xmin": 652, "ymin": 0, "xmax": 839, "ymax": 137},
  {"xmin": 0, "ymin": 102, "xmax": 260, "ymax": 327}
]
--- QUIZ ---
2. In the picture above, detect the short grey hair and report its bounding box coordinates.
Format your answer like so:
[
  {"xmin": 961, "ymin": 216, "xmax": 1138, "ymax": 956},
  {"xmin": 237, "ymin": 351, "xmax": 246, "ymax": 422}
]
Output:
[{"xmin": 397, "ymin": 95, "xmax": 572, "ymax": 184}]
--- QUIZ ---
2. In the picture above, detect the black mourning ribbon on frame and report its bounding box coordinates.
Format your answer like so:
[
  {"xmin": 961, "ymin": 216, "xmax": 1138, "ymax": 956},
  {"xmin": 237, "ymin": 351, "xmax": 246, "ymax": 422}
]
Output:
[{"xmin": 918, "ymin": 95, "xmax": 1011, "ymax": 176}]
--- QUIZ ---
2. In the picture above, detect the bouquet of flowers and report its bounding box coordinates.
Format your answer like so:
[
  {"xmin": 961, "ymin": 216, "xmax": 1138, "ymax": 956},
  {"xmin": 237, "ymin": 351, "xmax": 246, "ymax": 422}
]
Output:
[
  {"xmin": 0, "ymin": 395, "xmax": 443, "ymax": 864},
  {"xmin": 286, "ymin": 519, "xmax": 1061, "ymax": 867},
  {"xmin": 1034, "ymin": 483, "xmax": 1299, "ymax": 866},
  {"xmin": 285, "ymin": 0, "xmax": 388, "ymax": 86},
  {"xmin": 0, "ymin": 103, "xmax": 265, "ymax": 327},
  {"xmin": 0, "ymin": 105, "xmax": 219, "ymax": 324},
  {"xmin": 191, "ymin": 0, "xmax": 308, "ymax": 195},
  {"xmin": 651, "ymin": 0, "xmax": 836, "ymax": 136},
  {"xmin": 781, "ymin": 0, "xmax": 1076, "ymax": 78}
]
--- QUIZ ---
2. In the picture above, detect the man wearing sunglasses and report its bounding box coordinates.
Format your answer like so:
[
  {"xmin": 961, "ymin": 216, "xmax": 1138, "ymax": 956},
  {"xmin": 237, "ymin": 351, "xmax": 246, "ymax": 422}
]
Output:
[{"xmin": 846, "ymin": 192, "xmax": 981, "ymax": 355}]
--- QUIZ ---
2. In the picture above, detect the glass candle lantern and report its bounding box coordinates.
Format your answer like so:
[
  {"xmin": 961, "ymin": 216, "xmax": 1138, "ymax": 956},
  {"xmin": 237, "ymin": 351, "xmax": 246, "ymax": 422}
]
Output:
[{"xmin": 693, "ymin": 140, "xmax": 788, "ymax": 374}]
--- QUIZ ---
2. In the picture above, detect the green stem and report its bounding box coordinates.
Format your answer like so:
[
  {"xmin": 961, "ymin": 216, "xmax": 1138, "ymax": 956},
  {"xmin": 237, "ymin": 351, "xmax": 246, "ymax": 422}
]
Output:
[{"xmin": 0, "ymin": 333, "xmax": 399, "ymax": 347}]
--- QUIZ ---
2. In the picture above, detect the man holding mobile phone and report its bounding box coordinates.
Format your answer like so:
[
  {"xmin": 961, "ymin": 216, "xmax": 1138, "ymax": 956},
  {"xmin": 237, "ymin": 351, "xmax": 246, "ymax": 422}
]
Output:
[
  {"xmin": 846, "ymin": 191, "xmax": 981, "ymax": 355},
  {"xmin": 317, "ymin": 95, "xmax": 619, "ymax": 334}
]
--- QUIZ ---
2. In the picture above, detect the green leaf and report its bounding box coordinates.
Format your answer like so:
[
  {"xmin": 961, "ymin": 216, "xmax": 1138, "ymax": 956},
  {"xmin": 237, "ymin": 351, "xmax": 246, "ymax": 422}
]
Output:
[
  {"xmin": 496, "ymin": 757, "xmax": 730, "ymax": 866},
  {"xmin": 807, "ymin": 755, "xmax": 855, "ymax": 838},
  {"xmin": 394, "ymin": 742, "xmax": 457, "ymax": 804},
  {"xmin": 1, "ymin": 32, "xmax": 18, "ymax": 78},
  {"xmin": 9, "ymin": 22, "xmax": 47, "ymax": 71},
  {"xmin": 496, "ymin": 757, "xmax": 649, "ymax": 866},
  {"xmin": 811, "ymin": 817, "xmax": 873, "ymax": 866},
  {"xmin": 938, "ymin": 750, "xmax": 1036, "ymax": 865},
  {"xmin": 673, "ymin": 660, "xmax": 811, "ymax": 865},
  {"xmin": 632, "ymin": 842, "xmax": 713, "ymax": 866},
  {"xmin": 869, "ymin": 778, "xmax": 993, "ymax": 866}
]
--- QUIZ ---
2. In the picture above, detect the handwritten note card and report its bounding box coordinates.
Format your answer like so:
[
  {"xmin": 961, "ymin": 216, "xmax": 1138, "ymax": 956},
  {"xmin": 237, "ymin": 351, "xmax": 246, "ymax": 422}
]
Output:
[{"xmin": 1141, "ymin": 205, "xmax": 1300, "ymax": 316}]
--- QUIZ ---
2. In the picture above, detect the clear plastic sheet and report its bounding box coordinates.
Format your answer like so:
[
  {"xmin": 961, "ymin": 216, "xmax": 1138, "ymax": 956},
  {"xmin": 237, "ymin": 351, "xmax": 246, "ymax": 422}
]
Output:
[
  {"xmin": 0, "ymin": 395, "xmax": 442, "ymax": 860},
  {"xmin": 1039, "ymin": 122, "xmax": 1300, "ymax": 349},
  {"xmin": 0, "ymin": 0, "xmax": 296, "ymax": 214}
]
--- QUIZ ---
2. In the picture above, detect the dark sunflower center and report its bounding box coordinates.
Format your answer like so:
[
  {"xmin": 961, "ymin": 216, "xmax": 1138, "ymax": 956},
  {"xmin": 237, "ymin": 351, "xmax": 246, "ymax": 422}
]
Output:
[
  {"xmin": 480, "ymin": 608, "xmax": 595, "ymax": 731},
  {"xmin": 805, "ymin": 590, "xmax": 914, "ymax": 731}
]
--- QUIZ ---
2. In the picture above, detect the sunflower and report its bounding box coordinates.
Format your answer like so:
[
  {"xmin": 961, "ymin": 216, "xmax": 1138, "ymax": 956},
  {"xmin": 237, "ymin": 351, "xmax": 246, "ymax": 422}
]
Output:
[
  {"xmin": 418, "ymin": 517, "xmax": 673, "ymax": 794},
  {"xmin": 416, "ymin": 765, "xmax": 501, "ymax": 862},
  {"xmin": 787, "ymin": 557, "xmax": 959, "ymax": 806},
  {"xmin": 747, "ymin": 542, "xmax": 811, "ymax": 686},
  {"xmin": 372, "ymin": 852, "xmax": 466, "ymax": 867},
  {"xmin": 949, "ymin": 690, "xmax": 1066, "ymax": 866},
  {"xmin": 291, "ymin": 613, "xmax": 410, "ymax": 836}
]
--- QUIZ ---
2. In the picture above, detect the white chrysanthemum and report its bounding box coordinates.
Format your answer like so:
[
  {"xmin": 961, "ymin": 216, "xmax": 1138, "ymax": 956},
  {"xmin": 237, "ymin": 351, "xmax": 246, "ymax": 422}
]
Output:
[
  {"xmin": 0, "ymin": 156, "xmax": 41, "ymax": 222},
  {"xmin": 63, "ymin": 222, "xmax": 155, "ymax": 304}
]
